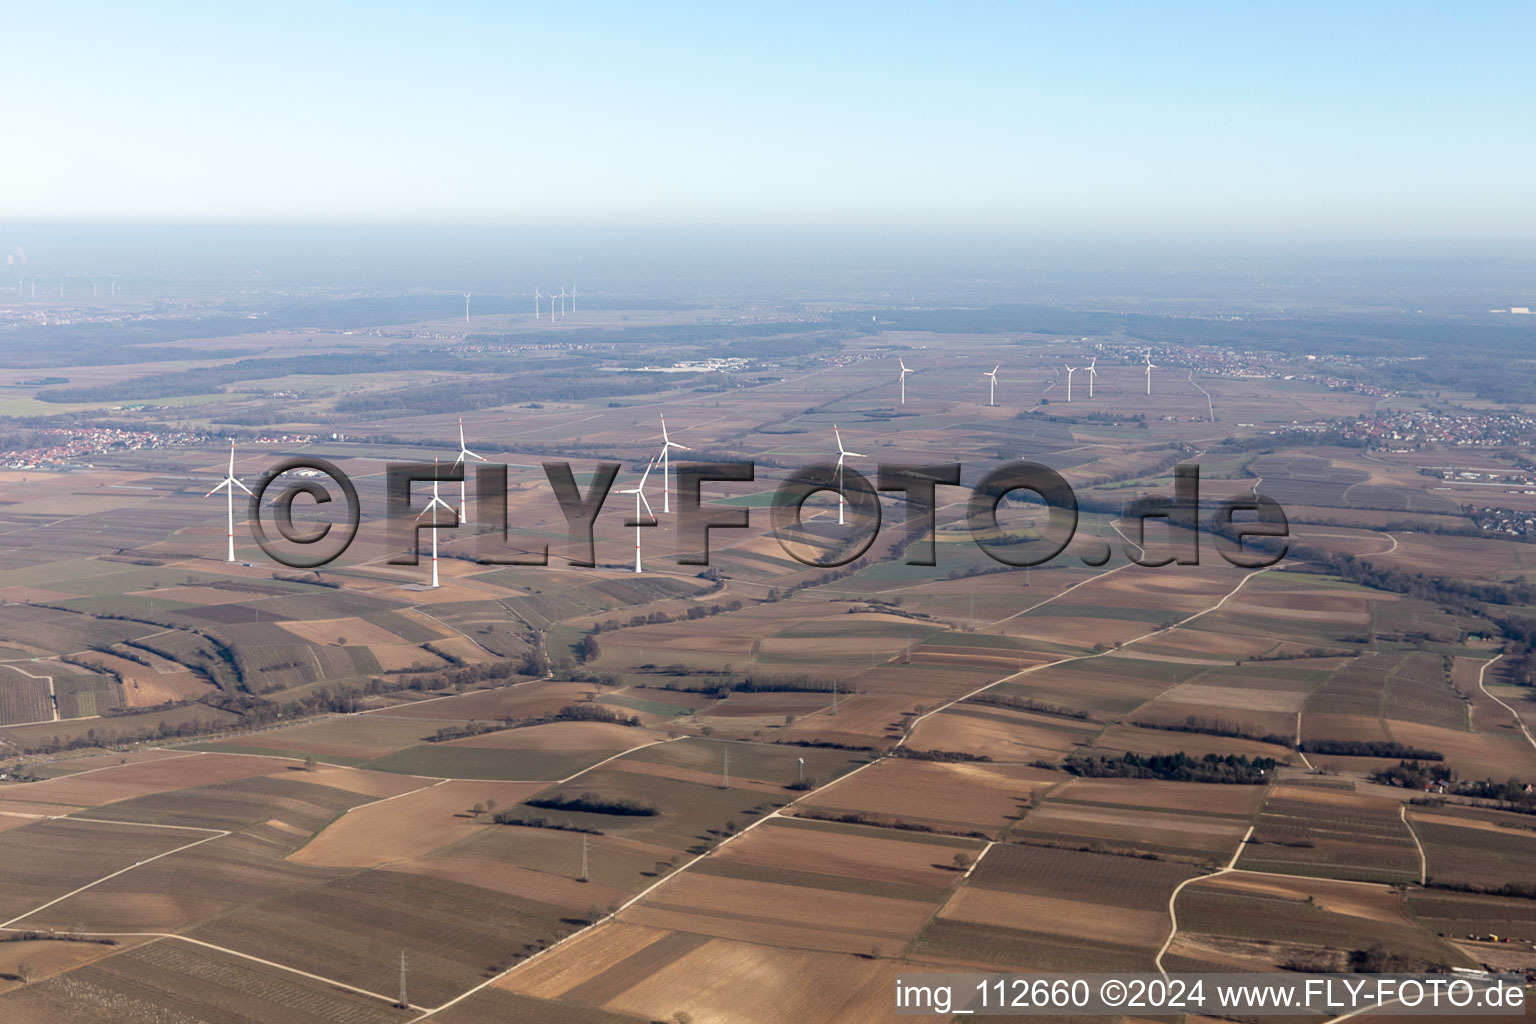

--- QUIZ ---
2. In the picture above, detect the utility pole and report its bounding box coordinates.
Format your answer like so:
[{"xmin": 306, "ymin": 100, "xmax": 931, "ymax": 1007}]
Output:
[
  {"xmin": 398, "ymin": 951, "xmax": 408, "ymax": 1009},
  {"xmin": 722, "ymin": 747, "xmax": 730, "ymax": 789},
  {"xmin": 580, "ymin": 834, "xmax": 589, "ymax": 882},
  {"xmin": 831, "ymin": 679, "xmax": 838, "ymax": 715},
  {"xmin": 969, "ymin": 595, "xmax": 975, "ymax": 631}
]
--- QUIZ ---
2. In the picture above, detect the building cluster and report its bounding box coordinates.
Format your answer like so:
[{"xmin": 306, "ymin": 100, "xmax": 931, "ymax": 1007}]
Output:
[
  {"xmin": 1466, "ymin": 506, "xmax": 1536, "ymax": 539},
  {"xmin": 6, "ymin": 428, "xmax": 185, "ymax": 468},
  {"xmin": 4, "ymin": 426, "xmax": 212, "ymax": 468},
  {"xmin": 5, "ymin": 429, "xmax": 316, "ymax": 469},
  {"xmin": 1332, "ymin": 410, "xmax": 1536, "ymax": 450}
]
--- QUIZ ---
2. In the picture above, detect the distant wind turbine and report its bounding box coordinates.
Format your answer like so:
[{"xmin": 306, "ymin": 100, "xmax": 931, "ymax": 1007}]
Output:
[
  {"xmin": 1064, "ymin": 363, "xmax": 1078, "ymax": 402},
  {"xmin": 569, "ymin": 285, "xmax": 578, "ymax": 313},
  {"xmin": 657, "ymin": 414, "xmax": 691, "ymax": 514},
  {"xmin": 1144, "ymin": 352, "xmax": 1155, "ymax": 396},
  {"xmin": 453, "ymin": 418, "xmax": 486, "ymax": 523},
  {"xmin": 833, "ymin": 424, "xmax": 865, "ymax": 526},
  {"xmin": 534, "ymin": 288, "xmax": 542, "ymax": 318},
  {"xmin": 417, "ymin": 459, "xmax": 455, "ymax": 589},
  {"xmin": 983, "ymin": 365, "xmax": 999, "ymax": 406},
  {"xmin": 204, "ymin": 441, "xmax": 253, "ymax": 563},
  {"xmin": 462, "ymin": 292, "xmax": 472, "ymax": 323},
  {"xmin": 898, "ymin": 358, "xmax": 914, "ymax": 405},
  {"xmin": 558, "ymin": 287, "xmax": 567, "ymax": 317},
  {"xmin": 1087, "ymin": 357, "xmax": 1098, "ymax": 399},
  {"xmin": 619, "ymin": 456, "xmax": 657, "ymax": 573}
]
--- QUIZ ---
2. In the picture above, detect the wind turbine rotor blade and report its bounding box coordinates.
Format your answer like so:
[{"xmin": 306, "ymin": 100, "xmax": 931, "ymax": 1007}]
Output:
[
  {"xmin": 639, "ymin": 491, "xmax": 654, "ymax": 519},
  {"xmin": 232, "ymin": 479, "xmax": 254, "ymax": 495},
  {"xmin": 205, "ymin": 480, "xmax": 230, "ymax": 498}
]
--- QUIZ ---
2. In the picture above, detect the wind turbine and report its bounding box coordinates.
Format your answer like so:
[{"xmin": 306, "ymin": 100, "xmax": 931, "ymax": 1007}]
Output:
[
  {"xmin": 833, "ymin": 425, "xmax": 865, "ymax": 526},
  {"xmin": 619, "ymin": 456, "xmax": 657, "ymax": 573},
  {"xmin": 558, "ymin": 287, "xmax": 567, "ymax": 317},
  {"xmin": 898, "ymin": 358, "xmax": 914, "ymax": 405},
  {"xmin": 204, "ymin": 441, "xmax": 253, "ymax": 563},
  {"xmin": 417, "ymin": 459, "xmax": 455, "ymax": 589},
  {"xmin": 534, "ymin": 288, "xmax": 542, "ymax": 318},
  {"xmin": 657, "ymin": 414, "xmax": 691, "ymax": 514},
  {"xmin": 1086, "ymin": 357, "xmax": 1098, "ymax": 399},
  {"xmin": 569, "ymin": 285, "xmax": 578, "ymax": 313},
  {"xmin": 462, "ymin": 292, "xmax": 472, "ymax": 323},
  {"xmin": 1144, "ymin": 352, "xmax": 1155, "ymax": 396},
  {"xmin": 983, "ymin": 365, "xmax": 999, "ymax": 406},
  {"xmin": 453, "ymin": 418, "xmax": 486, "ymax": 523},
  {"xmin": 1064, "ymin": 363, "xmax": 1078, "ymax": 402}
]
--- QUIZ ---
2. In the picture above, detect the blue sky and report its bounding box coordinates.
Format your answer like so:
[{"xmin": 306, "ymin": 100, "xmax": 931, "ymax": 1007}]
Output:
[{"xmin": 4, "ymin": 2, "xmax": 1533, "ymax": 237}]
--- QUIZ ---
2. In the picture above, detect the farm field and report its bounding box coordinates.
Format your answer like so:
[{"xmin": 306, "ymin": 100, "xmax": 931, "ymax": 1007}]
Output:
[
  {"xmin": 2, "ymin": 304, "xmax": 1536, "ymax": 1021},
  {"xmin": 1237, "ymin": 782, "xmax": 1423, "ymax": 883},
  {"xmin": 0, "ymin": 939, "xmax": 409, "ymax": 1023},
  {"xmin": 1171, "ymin": 870, "xmax": 1469, "ymax": 972},
  {"xmin": 1013, "ymin": 776, "xmax": 1261, "ymax": 862},
  {"xmin": 915, "ymin": 843, "xmax": 1203, "ymax": 971}
]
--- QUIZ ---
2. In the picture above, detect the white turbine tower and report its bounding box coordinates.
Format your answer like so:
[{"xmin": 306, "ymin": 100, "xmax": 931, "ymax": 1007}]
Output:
[
  {"xmin": 898, "ymin": 358, "xmax": 914, "ymax": 405},
  {"xmin": 983, "ymin": 365, "xmax": 999, "ymax": 406},
  {"xmin": 204, "ymin": 441, "xmax": 253, "ymax": 564},
  {"xmin": 1144, "ymin": 352, "xmax": 1155, "ymax": 396},
  {"xmin": 657, "ymin": 414, "xmax": 691, "ymax": 514},
  {"xmin": 833, "ymin": 424, "xmax": 865, "ymax": 526},
  {"xmin": 569, "ymin": 285, "xmax": 578, "ymax": 313},
  {"xmin": 534, "ymin": 288, "xmax": 542, "ymax": 318},
  {"xmin": 417, "ymin": 459, "xmax": 455, "ymax": 589},
  {"xmin": 462, "ymin": 292, "xmax": 472, "ymax": 323},
  {"xmin": 453, "ymin": 418, "xmax": 486, "ymax": 523},
  {"xmin": 1064, "ymin": 363, "xmax": 1078, "ymax": 402},
  {"xmin": 1086, "ymin": 357, "xmax": 1098, "ymax": 399},
  {"xmin": 619, "ymin": 456, "xmax": 657, "ymax": 573},
  {"xmin": 558, "ymin": 287, "xmax": 567, "ymax": 317}
]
